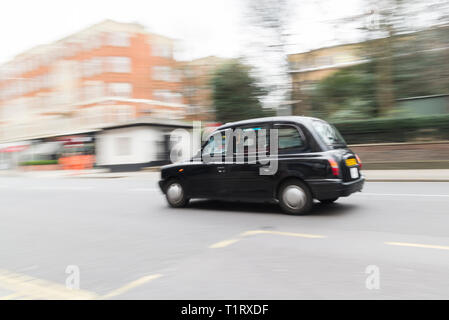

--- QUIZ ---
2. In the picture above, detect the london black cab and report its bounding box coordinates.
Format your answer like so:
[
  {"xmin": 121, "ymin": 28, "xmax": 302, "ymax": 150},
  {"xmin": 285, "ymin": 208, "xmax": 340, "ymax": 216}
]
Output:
[{"xmin": 158, "ymin": 116, "xmax": 364, "ymax": 215}]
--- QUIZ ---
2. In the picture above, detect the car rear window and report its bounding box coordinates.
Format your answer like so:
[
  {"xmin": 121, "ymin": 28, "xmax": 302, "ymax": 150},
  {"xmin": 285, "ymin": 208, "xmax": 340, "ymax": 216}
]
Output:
[
  {"xmin": 312, "ymin": 120, "xmax": 347, "ymax": 147},
  {"xmin": 278, "ymin": 126, "xmax": 304, "ymax": 150}
]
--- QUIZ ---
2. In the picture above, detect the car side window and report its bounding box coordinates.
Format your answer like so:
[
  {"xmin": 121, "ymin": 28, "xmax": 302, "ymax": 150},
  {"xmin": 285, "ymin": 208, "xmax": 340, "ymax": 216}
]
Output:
[
  {"xmin": 233, "ymin": 125, "xmax": 269, "ymax": 154},
  {"xmin": 276, "ymin": 125, "xmax": 306, "ymax": 153},
  {"xmin": 202, "ymin": 132, "xmax": 226, "ymax": 157}
]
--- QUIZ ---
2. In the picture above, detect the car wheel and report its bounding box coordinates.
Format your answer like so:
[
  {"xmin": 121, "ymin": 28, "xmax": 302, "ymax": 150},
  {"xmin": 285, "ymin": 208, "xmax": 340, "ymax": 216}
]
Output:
[
  {"xmin": 319, "ymin": 198, "xmax": 338, "ymax": 204},
  {"xmin": 165, "ymin": 180, "xmax": 189, "ymax": 208},
  {"xmin": 278, "ymin": 180, "xmax": 313, "ymax": 215}
]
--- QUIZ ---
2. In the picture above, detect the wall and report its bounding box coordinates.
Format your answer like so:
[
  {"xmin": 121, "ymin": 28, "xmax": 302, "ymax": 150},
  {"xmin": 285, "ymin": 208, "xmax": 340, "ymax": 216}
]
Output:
[
  {"xmin": 396, "ymin": 95, "xmax": 449, "ymax": 116},
  {"xmin": 350, "ymin": 141, "xmax": 449, "ymax": 169},
  {"xmin": 96, "ymin": 126, "xmax": 163, "ymax": 166},
  {"xmin": 95, "ymin": 125, "xmax": 193, "ymax": 171}
]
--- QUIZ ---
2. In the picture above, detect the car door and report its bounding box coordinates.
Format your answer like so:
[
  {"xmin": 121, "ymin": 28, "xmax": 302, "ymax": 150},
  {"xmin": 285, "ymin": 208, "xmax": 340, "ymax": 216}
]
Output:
[
  {"xmin": 273, "ymin": 122, "xmax": 318, "ymax": 181},
  {"xmin": 186, "ymin": 131, "xmax": 227, "ymax": 198},
  {"xmin": 224, "ymin": 123, "xmax": 275, "ymax": 200}
]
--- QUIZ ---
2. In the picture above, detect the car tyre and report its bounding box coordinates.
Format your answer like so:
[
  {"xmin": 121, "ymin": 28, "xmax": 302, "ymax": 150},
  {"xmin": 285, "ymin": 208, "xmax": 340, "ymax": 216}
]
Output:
[
  {"xmin": 319, "ymin": 198, "xmax": 338, "ymax": 204},
  {"xmin": 165, "ymin": 179, "xmax": 189, "ymax": 208},
  {"xmin": 278, "ymin": 179, "xmax": 313, "ymax": 215}
]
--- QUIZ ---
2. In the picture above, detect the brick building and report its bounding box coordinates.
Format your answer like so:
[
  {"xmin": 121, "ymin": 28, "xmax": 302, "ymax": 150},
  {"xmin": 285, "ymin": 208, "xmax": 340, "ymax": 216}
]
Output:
[
  {"xmin": 179, "ymin": 55, "xmax": 234, "ymax": 121},
  {"xmin": 288, "ymin": 43, "xmax": 366, "ymax": 115},
  {"xmin": 0, "ymin": 20, "xmax": 186, "ymax": 144}
]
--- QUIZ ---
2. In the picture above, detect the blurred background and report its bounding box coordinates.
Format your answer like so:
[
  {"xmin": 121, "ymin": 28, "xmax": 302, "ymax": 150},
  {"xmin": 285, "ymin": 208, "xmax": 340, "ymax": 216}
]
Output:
[
  {"xmin": 1, "ymin": 0, "xmax": 449, "ymax": 301},
  {"xmin": 1, "ymin": 0, "xmax": 449, "ymax": 171}
]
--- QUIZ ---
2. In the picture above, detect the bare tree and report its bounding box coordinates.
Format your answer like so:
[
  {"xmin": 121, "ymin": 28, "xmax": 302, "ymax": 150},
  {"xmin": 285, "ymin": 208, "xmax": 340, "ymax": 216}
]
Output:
[{"xmin": 242, "ymin": 0, "xmax": 295, "ymax": 115}]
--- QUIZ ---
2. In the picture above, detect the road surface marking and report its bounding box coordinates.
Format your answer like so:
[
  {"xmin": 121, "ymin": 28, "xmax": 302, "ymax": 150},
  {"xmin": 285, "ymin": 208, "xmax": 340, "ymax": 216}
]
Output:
[
  {"xmin": 0, "ymin": 268, "xmax": 98, "ymax": 300},
  {"xmin": 0, "ymin": 268, "xmax": 163, "ymax": 300},
  {"xmin": 385, "ymin": 242, "xmax": 449, "ymax": 251},
  {"xmin": 356, "ymin": 193, "xmax": 449, "ymax": 198},
  {"xmin": 209, "ymin": 239, "xmax": 241, "ymax": 248},
  {"xmin": 0, "ymin": 292, "xmax": 23, "ymax": 300},
  {"xmin": 100, "ymin": 274, "xmax": 163, "ymax": 299},
  {"xmin": 209, "ymin": 230, "xmax": 326, "ymax": 249}
]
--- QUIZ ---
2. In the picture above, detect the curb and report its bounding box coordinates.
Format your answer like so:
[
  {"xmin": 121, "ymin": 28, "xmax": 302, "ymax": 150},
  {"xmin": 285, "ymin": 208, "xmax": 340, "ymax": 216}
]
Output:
[{"xmin": 366, "ymin": 179, "xmax": 449, "ymax": 182}]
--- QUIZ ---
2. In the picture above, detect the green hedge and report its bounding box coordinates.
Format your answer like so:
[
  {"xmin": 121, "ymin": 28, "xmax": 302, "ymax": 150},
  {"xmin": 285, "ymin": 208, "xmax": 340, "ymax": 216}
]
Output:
[
  {"xmin": 331, "ymin": 114, "xmax": 449, "ymax": 144},
  {"xmin": 19, "ymin": 160, "xmax": 59, "ymax": 166}
]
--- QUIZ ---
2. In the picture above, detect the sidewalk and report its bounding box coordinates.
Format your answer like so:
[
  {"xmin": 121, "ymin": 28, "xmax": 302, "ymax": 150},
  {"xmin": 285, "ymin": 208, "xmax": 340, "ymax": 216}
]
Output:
[
  {"xmin": 363, "ymin": 169, "xmax": 449, "ymax": 182},
  {"xmin": 2, "ymin": 168, "xmax": 449, "ymax": 182},
  {"xmin": 0, "ymin": 169, "xmax": 160, "ymax": 179}
]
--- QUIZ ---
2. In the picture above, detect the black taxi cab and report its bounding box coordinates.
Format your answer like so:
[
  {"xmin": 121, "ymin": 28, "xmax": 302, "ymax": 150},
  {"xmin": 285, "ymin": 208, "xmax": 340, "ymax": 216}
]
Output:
[{"xmin": 158, "ymin": 116, "xmax": 364, "ymax": 215}]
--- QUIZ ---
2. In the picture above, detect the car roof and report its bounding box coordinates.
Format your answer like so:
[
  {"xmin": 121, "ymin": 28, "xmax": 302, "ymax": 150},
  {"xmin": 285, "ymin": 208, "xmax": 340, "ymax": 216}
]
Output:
[{"xmin": 216, "ymin": 116, "xmax": 323, "ymax": 130}]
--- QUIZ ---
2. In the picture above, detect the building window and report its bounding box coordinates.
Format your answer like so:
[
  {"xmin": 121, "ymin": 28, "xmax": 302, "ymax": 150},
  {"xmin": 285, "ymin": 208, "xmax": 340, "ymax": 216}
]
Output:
[
  {"xmin": 83, "ymin": 33, "xmax": 103, "ymax": 50},
  {"xmin": 83, "ymin": 81, "xmax": 105, "ymax": 101},
  {"xmin": 151, "ymin": 43, "xmax": 172, "ymax": 58},
  {"xmin": 108, "ymin": 82, "xmax": 132, "ymax": 98},
  {"xmin": 107, "ymin": 56, "xmax": 131, "ymax": 73},
  {"xmin": 152, "ymin": 66, "xmax": 171, "ymax": 81},
  {"xmin": 107, "ymin": 32, "xmax": 130, "ymax": 47},
  {"xmin": 83, "ymin": 57, "xmax": 103, "ymax": 77}
]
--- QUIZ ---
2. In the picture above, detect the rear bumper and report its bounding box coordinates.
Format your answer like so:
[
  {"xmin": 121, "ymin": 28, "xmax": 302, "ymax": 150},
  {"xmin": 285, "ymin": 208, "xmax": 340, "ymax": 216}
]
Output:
[{"xmin": 306, "ymin": 176, "xmax": 365, "ymax": 200}]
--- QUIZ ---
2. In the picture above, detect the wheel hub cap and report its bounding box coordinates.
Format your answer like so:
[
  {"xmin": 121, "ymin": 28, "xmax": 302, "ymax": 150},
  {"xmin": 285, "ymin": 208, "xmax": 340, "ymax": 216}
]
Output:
[
  {"xmin": 167, "ymin": 183, "xmax": 183, "ymax": 203},
  {"xmin": 283, "ymin": 185, "xmax": 306, "ymax": 209}
]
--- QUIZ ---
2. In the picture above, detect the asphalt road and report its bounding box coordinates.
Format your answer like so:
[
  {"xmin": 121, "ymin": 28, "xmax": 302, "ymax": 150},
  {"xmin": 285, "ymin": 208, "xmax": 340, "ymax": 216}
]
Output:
[{"xmin": 0, "ymin": 176, "xmax": 449, "ymax": 299}]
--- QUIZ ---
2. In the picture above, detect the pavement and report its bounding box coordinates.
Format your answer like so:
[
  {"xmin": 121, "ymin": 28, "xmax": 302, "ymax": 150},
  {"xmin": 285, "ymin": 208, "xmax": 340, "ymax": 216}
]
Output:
[
  {"xmin": 0, "ymin": 176, "xmax": 449, "ymax": 299},
  {"xmin": 363, "ymin": 169, "xmax": 449, "ymax": 182},
  {"xmin": 2, "ymin": 168, "xmax": 449, "ymax": 182}
]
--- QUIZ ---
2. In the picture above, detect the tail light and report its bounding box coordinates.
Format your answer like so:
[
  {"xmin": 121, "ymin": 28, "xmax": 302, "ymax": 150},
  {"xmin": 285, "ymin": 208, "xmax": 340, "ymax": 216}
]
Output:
[
  {"xmin": 328, "ymin": 158, "xmax": 340, "ymax": 176},
  {"xmin": 355, "ymin": 154, "xmax": 362, "ymax": 169}
]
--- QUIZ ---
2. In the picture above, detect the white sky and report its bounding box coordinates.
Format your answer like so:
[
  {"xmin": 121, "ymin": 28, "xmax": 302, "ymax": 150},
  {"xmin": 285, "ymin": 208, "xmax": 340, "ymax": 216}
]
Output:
[{"xmin": 0, "ymin": 0, "xmax": 367, "ymax": 64}]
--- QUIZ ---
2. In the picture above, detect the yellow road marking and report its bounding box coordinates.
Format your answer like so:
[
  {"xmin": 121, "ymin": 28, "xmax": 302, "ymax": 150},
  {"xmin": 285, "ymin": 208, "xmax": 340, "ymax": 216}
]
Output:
[
  {"xmin": 0, "ymin": 269, "xmax": 98, "ymax": 300},
  {"xmin": 209, "ymin": 239, "xmax": 241, "ymax": 249},
  {"xmin": 0, "ymin": 268, "xmax": 162, "ymax": 300},
  {"xmin": 0, "ymin": 292, "xmax": 23, "ymax": 300},
  {"xmin": 209, "ymin": 229, "xmax": 326, "ymax": 249},
  {"xmin": 385, "ymin": 242, "xmax": 449, "ymax": 251},
  {"xmin": 101, "ymin": 274, "xmax": 163, "ymax": 299}
]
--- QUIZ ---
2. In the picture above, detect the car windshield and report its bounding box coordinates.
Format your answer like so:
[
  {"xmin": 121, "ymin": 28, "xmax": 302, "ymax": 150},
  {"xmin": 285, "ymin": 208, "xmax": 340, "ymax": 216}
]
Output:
[{"xmin": 312, "ymin": 120, "xmax": 346, "ymax": 147}]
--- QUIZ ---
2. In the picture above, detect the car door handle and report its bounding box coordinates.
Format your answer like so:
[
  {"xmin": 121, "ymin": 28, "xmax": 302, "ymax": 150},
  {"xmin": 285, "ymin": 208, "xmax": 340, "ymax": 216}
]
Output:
[{"xmin": 217, "ymin": 166, "xmax": 226, "ymax": 173}]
